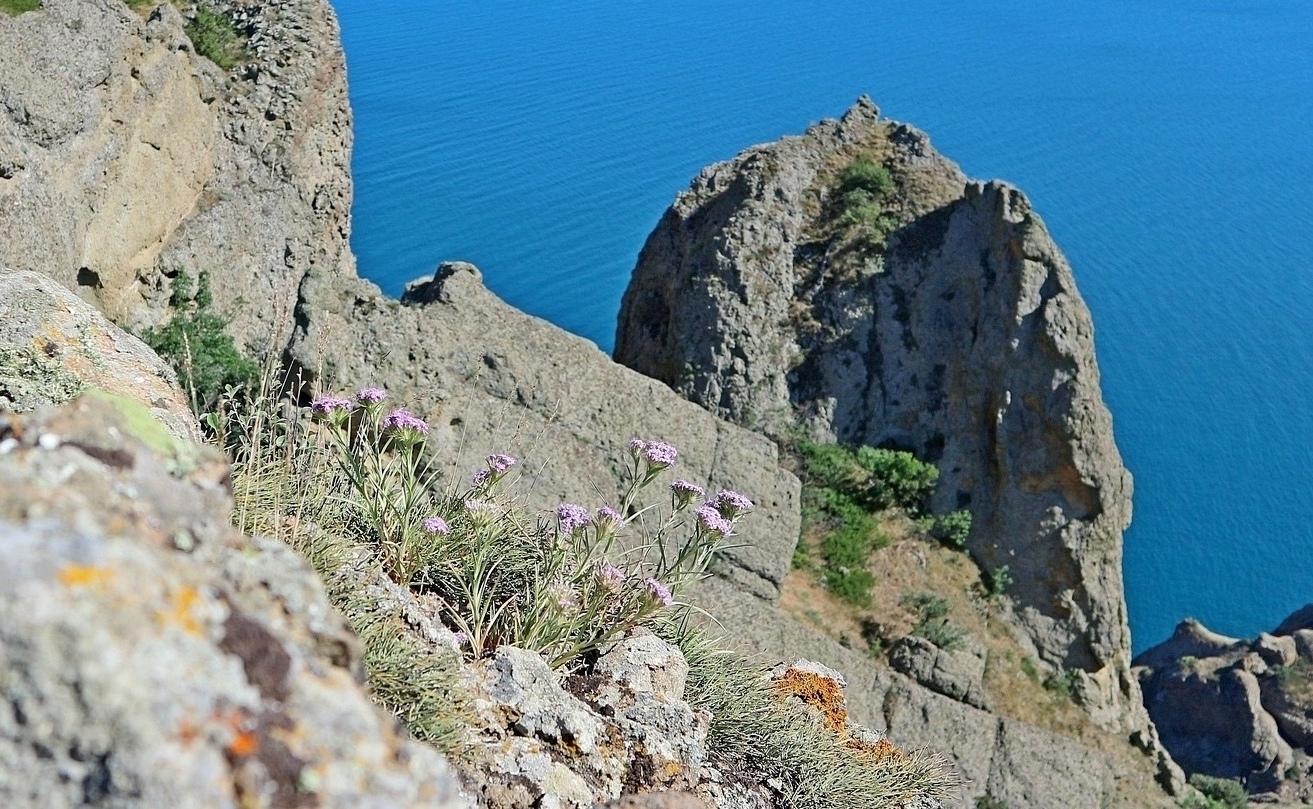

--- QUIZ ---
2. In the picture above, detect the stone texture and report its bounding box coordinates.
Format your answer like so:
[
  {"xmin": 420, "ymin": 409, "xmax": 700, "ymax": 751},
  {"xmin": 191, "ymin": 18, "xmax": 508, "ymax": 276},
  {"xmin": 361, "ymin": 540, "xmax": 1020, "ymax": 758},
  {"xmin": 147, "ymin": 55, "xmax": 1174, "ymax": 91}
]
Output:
[
  {"xmin": 690, "ymin": 578, "xmax": 1177, "ymax": 808},
  {"xmin": 614, "ymin": 97, "xmax": 1140, "ymax": 731},
  {"xmin": 1135, "ymin": 607, "xmax": 1313, "ymax": 801},
  {"xmin": 888, "ymin": 635, "xmax": 989, "ymax": 710},
  {"xmin": 289, "ymin": 262, "xmax": 801, "ymax": 600},
  {"xmin": 0, "ymin": 395, "xmax": 469, "ymax": 809},
  {"xmin": 0, "ymin": 268, "xmax": 199, "ymax": 443},
  {"xmin": 0, "ymin": 0, "xmax": 355, "ymax": 354}
]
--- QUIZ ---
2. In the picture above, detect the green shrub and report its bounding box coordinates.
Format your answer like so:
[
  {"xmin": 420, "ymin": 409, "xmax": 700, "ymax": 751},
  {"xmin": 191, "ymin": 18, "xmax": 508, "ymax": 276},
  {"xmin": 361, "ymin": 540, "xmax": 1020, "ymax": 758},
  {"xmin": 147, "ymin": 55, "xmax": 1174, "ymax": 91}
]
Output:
[
  {"xmin": 185, "ymin": 6, "xmax": 246, "ymax": 69},
  {"xmin": 931, "ymin": 509, "xmax": 972, "ymax": 549},
  {"xmin": 1042, "ymin": 668, "xmax": 1079, "ymax": 699},
  {"xmin": 983, "ymin": 564, "xmax": 1013, "ymax": 598},
  {"xmin": 1182, "ymin": 774, "xmax": 1247, "ymax": 809},
  {"xmin": 852, "ymin": 446, "xmax": 939, "ymax": 513},
  {"xmin": 0, "ymin": 0, "xmax": 40, "ymax": 15},
  {"xmin": 833, "ymin": 156, "xmax": 898, "ymax": 242},
  {"xmin": 976, "ymin": 797, "xmax": 1012, "ymax": 809},
  {"xmin": 139, "ymin": 270, "xmax": 259, "ymax": 414},
  {"xmin": 900, "ymin": 592, "xmax": 965, "ymax": 652}
]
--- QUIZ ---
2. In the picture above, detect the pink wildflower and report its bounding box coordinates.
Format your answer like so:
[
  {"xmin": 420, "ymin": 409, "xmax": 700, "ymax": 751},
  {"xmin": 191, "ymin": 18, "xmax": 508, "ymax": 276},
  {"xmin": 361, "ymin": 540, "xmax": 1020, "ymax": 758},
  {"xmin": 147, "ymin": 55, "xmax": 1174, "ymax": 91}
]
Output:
[
  {"xmin": 641, "ymin": 440, "xmax": 678, "ymax": 468},
  {"xmin": 486, "ymin": 453, "xmax": 517, "ymax": 474},
  {"xmin": 472, "ymin": 468, "xmax": 492, "ymax": 487},
  {"xmin": 355, "ymin": 387, "xmax": 387, "ymax": 405},
  {"xmin": 598, "ymin": 563, "xmax": 627, "ymax": 594},
  {"xmin": 643, "ymin": 577, "xmax": 675, "ymax": 608},
  {"xmin": 451, "ymin": 631, "xmax": 468, "ymax": 647},
  {"xmin": 310, "ymin": 395, "xmax": 351, "ymax": 417},
  {"xmin": 422, "ymin": 517, "xmax": 450, "ymax": 535},
  {"xmin": 595, "ymin": 506, "xmax": 623, "ymax": 526},
  {"xmin": 713, "ymin": 489, "xmax": 754, "ymax": 519},
  {"xmin": 670, "ymin": 479, "xmax": 705, "ymax": 506},
  {"xmin": 381, "ymin": 408, "xmax": 429, "ymax": 435},
  {"xmin": 695, "ymin": 502, "xmax": 733, "ymax": 537},
  {"xmin": 556, "ymin": 503, "xmax": 591, "ymax": 534}
]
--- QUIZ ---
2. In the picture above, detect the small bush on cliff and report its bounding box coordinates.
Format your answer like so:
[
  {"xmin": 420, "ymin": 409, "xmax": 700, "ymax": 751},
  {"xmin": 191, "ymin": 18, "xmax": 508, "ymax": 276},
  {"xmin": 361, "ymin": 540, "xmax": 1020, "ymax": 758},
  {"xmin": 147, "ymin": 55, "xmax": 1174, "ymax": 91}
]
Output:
[
  {"xmin": 832, "ymin": 155, "xmax": 899, "ymax": 243},
  {"xmin": 1180, "ymin": 774, "xmax": 1247, "ymax": 809},
  {"xmin": 795, "ymin": 439, "xmax": 942, "ymax": 604},
  {"xmin": 900, "ymin": 592, "xmax": 965, "ymax": 652},
  {"xmin": 931, "ymin": 509, "xmax": 972, "ymax": 549},
  {"xmin": 0, "ymin": 0, "xmax": 40, "ymax": 16},
  {"xmin": 140, "ymin": 270, "xmax": 258, "ymax": 414},
  {"xmin": 185, "ymin": 6, "xmax": 246, "ymax": 70}
]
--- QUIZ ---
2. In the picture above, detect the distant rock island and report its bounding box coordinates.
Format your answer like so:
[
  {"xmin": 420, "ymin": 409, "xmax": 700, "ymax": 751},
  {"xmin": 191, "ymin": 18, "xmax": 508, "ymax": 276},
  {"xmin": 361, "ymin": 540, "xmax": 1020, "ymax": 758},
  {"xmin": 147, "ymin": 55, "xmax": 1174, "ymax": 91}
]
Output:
[{"xmin": 1, "ymin": 0, "xmax": 1299, "ymax": 807}]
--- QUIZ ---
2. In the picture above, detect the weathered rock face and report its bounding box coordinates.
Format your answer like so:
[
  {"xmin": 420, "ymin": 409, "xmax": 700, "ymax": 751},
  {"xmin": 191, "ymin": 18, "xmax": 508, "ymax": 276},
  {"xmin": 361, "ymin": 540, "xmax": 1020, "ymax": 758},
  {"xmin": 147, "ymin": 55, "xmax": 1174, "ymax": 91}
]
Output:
[
  {"xmin": 615, "ymin": 98, "xmax": 1136, "ymax": 712},
  {"xmin": 692, "ymin": 578, "xmax": 1178, "ymax": 809},
  {"xmin": 1135, "ymin": 609, "xmax": 1313, "ymax": 801},
  {"xmin": 0, "ymin": 0, "xmax": 354, "ymax": 353},
  {"xmin": 0, "ymin": 268, "xmax": 200, "ymax": 443},
  {"xmin": 289, "ymin": 262, "xmax": 801, "ymax": 600},
  {"xmin": 0, "ymin": 395, "xmax": 469, "ymax": 809}
]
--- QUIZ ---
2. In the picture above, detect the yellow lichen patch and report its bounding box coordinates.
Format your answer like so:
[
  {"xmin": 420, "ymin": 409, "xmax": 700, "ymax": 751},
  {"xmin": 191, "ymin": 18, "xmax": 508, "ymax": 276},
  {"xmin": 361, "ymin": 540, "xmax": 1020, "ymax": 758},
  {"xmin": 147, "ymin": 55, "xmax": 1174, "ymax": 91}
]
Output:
[
  {"xmin": 773, "ymin": 668, "xmax": 848, "ymax": 734},
  {"xmin": 163, "ymin": 585, "xmax": 205, "ymax": 635},
  {"xmin": 57, "ymin": 564, "xmax": 115, "ymax": 588}
]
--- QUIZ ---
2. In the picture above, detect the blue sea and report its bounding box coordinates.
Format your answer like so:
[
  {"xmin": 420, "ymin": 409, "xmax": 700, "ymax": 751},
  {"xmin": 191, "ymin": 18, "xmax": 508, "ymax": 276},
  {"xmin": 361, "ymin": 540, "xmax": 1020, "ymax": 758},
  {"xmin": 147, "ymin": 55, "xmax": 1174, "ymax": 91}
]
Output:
[{"xmin": 330, "ymin": 0, "xmax": 1313, "ymax": 652}]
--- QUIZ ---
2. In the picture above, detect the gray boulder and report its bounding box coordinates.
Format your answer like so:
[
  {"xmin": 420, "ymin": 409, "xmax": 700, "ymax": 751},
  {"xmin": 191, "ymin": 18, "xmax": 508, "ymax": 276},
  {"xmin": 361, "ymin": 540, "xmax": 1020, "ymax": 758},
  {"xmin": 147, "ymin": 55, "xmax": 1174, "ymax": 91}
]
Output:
[
  {"xmin": 0, "ymin": 268, "xmax": 200, "ymax": 443},
  {"xmin": 614, "ymin": 97, "xmax": 1139, "ymax": 729},
  {"xmin": 0, "ymin": 395, "xmax": 469, "ymax": 809},
  {"xmin": 888, "ymin": 635, "xmax": 989, "ymax": 710}
]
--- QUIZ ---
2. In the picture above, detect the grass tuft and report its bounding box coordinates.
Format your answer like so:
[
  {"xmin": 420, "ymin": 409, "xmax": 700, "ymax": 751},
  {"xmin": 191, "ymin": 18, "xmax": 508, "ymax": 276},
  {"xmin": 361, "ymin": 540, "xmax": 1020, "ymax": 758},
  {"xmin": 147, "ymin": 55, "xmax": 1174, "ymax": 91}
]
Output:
[{"xmin": 0, "ymin": 0, "xmax": 40, "ymax": 16}]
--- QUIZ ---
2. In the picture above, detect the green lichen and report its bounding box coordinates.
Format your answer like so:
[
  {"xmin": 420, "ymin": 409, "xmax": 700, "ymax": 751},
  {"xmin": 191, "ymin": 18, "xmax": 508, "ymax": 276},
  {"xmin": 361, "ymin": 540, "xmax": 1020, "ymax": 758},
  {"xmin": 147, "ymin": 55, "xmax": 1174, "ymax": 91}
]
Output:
[{"xmin": 0, "ymin": 344, "xmax": 85, "ymax": 412}]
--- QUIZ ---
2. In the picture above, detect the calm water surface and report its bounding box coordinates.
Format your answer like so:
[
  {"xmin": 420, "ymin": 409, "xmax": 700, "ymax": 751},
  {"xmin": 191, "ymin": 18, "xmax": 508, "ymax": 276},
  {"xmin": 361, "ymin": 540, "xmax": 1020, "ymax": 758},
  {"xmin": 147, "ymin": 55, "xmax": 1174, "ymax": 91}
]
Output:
[{"xmin": 331, "ymin": 0, "xmax": 1313, "ymax": 652}]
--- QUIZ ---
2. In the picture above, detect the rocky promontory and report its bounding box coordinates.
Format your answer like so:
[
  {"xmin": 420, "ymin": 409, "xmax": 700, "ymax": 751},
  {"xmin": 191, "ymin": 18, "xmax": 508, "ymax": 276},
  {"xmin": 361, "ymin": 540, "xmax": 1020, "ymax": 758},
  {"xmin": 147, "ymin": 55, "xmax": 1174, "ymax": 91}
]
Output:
[
  {"xmin": 616, "ymin": 98, "xmax": 1139, "ymax": 727},
  {"xmin": 1136, "ymin": 607, "xmax": 1313, "ymax": 802}
]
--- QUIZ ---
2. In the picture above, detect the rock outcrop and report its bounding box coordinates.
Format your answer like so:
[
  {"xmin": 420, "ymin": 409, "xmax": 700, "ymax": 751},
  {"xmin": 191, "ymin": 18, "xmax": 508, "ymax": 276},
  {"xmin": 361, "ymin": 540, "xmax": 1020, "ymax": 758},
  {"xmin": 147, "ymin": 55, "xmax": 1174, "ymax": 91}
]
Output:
[
  {"xmin": 615, "ymin": 98, "xmax": 1138, "ymax": 722},
  {"xmin": 1135, "ymin": 609, "xmax": 1313, "ymax": 802},
  {"xmin": 0, "ymin": 268, "xmax": 199, "ymax": 443},
  {"xmin": 288, "ymin": 261, "xmax": 802, "ymax": 601},
  {"xmin": 0, "ymin": 394, "xmax": 469, "ymax": 809},
  {"xmin": 0, "ymin": 0, "xmax": 354, "ymax": 352}
]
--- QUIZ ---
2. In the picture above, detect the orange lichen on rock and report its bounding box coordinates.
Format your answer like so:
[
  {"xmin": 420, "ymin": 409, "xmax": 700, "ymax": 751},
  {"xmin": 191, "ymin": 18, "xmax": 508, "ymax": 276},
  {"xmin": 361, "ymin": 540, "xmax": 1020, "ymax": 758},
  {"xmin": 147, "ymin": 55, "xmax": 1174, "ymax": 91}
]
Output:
[
  {"xmin": 165, "ymin": 586, "xmax": 205, "ymax": 635},
  {"xmin": 57, "ymin": 564, "xmax": 115, "ymax": 587},
  {"xmin": 845, "ymin": 735, "xmax": 907, "ymax": 762},
  {"xmin": 772, "ymin": 668, "xmax": 848, "ymax": 733}
]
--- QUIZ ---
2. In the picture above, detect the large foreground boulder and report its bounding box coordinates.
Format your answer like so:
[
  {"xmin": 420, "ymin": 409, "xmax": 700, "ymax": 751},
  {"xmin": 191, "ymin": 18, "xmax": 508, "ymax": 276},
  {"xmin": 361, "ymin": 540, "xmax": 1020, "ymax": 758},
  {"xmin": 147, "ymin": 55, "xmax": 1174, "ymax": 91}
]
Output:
[{"xmin": 0, "ymin": 395, "xmax": 468, "ymax": 809}]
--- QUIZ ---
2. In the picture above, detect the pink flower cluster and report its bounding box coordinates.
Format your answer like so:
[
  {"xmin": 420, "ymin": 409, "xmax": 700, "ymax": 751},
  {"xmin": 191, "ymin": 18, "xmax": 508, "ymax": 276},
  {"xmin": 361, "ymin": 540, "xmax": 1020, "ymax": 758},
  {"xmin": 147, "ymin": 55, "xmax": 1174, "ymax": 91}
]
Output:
[
  {"xmin": 382, "ymin": 408, "xmax": 429, "ymax": 435},
  {"xmin": 556, "ymin": 503, "xmax": 591, "ymax": 534},
  {"xmin": 595, "ymin": 506, "xmax": 622, "ymax": 526},
  {"xmin": 713, "ymin": 489, "xmax": 754, "ymax": 519},
  {"xmin": 422, "ymin": 516, "xmax": 450, "ymax": 535},
  {"xmin": 643, "ymin": 577, "xmax": 674, "ymax": 608},
  {"xmin": 355, "ymin": 387, "xmax": 387, "ymax": 405},
  {"xmin": 629, "ymin": 438, "xmax": 678, "ymax": 468},
  {"xmin": 310, "ymin": 395, "xmax": 352, "ymax": 417},
  {"xmin": 598, "ymin": 563, "xmax": 627, "ymax": 593},
  {"xmin": 695, "ymin": 503, "xmax": 734, "ymax": 537}
]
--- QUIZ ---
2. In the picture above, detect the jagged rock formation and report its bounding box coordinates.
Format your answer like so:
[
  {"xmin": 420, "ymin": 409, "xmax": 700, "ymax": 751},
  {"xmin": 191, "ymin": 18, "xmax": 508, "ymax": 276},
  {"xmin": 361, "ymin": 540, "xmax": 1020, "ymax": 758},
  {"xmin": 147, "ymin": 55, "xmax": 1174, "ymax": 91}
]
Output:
[
  {"xmin": 0, "ymin": 394, "xmax": 469, "ymax": 809},
  {"xmin": 0, "ymin": 0, "xmax": 353, "ymax": 352},
  {"xmin": 1135, "ymin": 610, "xmax": 1313, "ymax": 802},
  {"xmin": 615, "ymin": 98, "xmax": 1138, "ymax": 722}
]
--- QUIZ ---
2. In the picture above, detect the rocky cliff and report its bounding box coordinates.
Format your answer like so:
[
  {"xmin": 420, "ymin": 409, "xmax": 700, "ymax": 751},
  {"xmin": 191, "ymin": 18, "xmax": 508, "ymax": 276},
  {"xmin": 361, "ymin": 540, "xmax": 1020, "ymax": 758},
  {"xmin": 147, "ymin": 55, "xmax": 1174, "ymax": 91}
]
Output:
[
  {"xmin": 615, "ymin": 98, "xmax": 1139, "ymax": 725},
  {"xmin": 1136, "ymin": 608, "xmax": 1313, "ymax": 802},
  {"xmin": 0, "ymin": 0, "xmax": 353, "ymax": 352},
  {"xmin": 1, "ymin": 4, "xmax": 1184, "ymax": 807}
]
